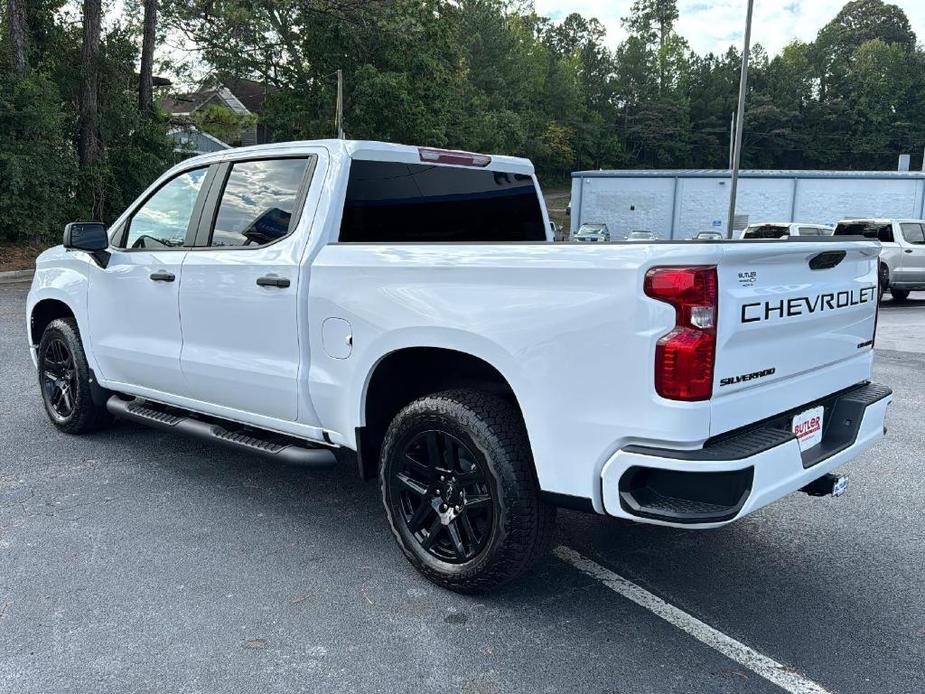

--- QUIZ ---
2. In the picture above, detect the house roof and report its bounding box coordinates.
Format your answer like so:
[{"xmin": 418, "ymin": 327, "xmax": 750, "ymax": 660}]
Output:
[
  {"xmin": 160, "ymin": 86, "xmax": 251, "ymax": 116},
  {"xmin": 160, "ymin": 91, "xmax": 217, "ymax": 115},
  {"xmin": 219, "ymin": 77, "xmax": 276, "ymax": 113}
]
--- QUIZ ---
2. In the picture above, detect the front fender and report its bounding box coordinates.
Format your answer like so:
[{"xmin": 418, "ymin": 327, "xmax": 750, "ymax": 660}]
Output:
[{"xmin": 27, "ymin": 249, "xmax": 94, "ymax": 368}]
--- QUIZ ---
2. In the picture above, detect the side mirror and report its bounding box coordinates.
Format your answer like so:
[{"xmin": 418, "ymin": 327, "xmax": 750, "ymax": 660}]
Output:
[{"xmin": 63, "ymin": 222, "xmax": 108, "ymax": 252}]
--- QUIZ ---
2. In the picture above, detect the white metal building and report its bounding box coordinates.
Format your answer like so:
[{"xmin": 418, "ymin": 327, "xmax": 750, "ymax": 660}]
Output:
[{"xmin": 569, "ymin": 169, "xmax": 925, "ymax": 240}]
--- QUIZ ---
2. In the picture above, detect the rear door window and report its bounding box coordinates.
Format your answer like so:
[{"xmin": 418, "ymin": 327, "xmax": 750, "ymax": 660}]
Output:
[
  {"xmin": 900, "ymin": 223, "xmax": 925, "ymax": 245},
  {"xmin": 338, "ymin": 160, "xmax": 545, "ymax": 242},
  {"xmin": 208, "ymin": 158, "xmax": 310, "ymax": 247}
]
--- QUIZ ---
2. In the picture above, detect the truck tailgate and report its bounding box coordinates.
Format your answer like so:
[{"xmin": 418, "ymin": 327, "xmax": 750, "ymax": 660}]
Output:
[{"xmin": 710, "ymin": 240, "xmax": 881, "ymax": 435}]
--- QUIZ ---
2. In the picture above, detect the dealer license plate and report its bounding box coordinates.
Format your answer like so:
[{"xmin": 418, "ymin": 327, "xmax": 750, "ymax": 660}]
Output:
[{"xmin": 792, "ymin": 406, "xmax": 824, "ymax": 451}]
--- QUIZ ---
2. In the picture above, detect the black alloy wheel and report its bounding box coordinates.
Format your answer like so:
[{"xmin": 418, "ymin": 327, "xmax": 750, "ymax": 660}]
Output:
[
  {"xmin": 390, "ymin": 430, "xmax": 493, "ymax": 563},
  {"xmin": 36, "ymin": 318, "xmax": 113, "ymax": 434},
  {"xmin": 380, "ymin": 389, "xmax": 556, "ymax": 593},
  {"xmin": 41, "ymin": 338, "xmax": 78, "ymax": 420}
]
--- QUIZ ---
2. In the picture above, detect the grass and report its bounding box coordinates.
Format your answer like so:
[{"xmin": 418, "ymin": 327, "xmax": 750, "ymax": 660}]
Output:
[{"xmin": 543, "ymin": 187, "xmax": 571, "ymax": 240}]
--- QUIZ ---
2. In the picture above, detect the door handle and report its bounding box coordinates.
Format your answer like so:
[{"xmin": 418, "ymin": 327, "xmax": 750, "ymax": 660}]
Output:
[
  {"xmin": 149, "ymin": 271, "xmax": 175, "ymax": 282},
  {"xmin": 904, "ymin": 249, "xmax": 913, "ymax": 254},
  {"xmin": 256, "ymin": 275, "xmax": 290, "ymax": 288}
]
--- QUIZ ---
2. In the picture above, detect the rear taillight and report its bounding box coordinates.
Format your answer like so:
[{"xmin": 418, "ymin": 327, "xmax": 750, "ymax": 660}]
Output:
[{"xmin": 644, "ymin": 266, "xmax": 718, "ymax": 401}]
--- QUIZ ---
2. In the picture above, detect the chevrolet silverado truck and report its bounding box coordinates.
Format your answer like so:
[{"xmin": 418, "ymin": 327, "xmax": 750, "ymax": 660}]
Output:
[{"xmin": 27, "ymin": 140, "xmax": 892, "ymax": 592}]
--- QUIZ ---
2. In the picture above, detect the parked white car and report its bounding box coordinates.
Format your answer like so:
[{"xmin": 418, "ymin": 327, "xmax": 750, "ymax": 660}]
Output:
[
  {"xmin": 26, "ymin": 140, "xmax": 890, "ymax": 592},
  {"xmin": 625, "ymin": 230, "xmax": 659, "ymax": 241},
  {"xmin": 573, "ymin": 222, "xmax": 610, "ymax": 242},
  {"xmin": 693, "ymin": 231, "xmax": 725, "ymax": 240},
  {"xmin": 740, "ymin": 222, "xmax": 834, "ymax": 239},
  {"xmin": 834, "ymin": 219, "xmax": 925, "ymax": 301}
]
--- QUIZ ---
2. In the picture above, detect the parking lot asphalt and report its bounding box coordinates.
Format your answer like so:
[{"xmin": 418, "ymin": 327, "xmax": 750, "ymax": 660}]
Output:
[{"xmin": 1, "ymin": 282, "xmax": 923, "ymax": 694}]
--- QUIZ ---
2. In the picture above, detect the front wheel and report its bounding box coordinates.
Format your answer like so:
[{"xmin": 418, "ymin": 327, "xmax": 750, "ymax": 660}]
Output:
[
  {"xmin": 380, "ymin": 389, "xmax": 556, "ymax": 593},
  {"xmin": 891, "ymin": 288, "xmax": 910, "ymax": 301},
  {"xmin": 37, "ymin": 318, "xmax": 113, "ymax": 434}
]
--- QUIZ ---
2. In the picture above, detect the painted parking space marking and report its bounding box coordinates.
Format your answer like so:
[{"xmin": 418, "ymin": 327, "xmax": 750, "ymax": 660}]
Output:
[{"xmin": 555, "ymin": 545, "xmax": 832, "ymax": 694}]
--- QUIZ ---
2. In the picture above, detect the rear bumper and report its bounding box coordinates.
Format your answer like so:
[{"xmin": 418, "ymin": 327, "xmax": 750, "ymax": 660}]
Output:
[{"xmin": 600, "ymin": 383, "xmax": 892, "ymax": 528}]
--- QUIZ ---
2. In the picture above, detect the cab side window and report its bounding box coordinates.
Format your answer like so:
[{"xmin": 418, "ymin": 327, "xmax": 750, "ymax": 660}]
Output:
[
  {"xmin": 208, "ymin": 158, "xmax": 310, "ymax": 247},
  {"xmin": 900, "ymin": 223, "xmax": 925, "ymax": 245},
  {"xmin": 123, "ymin": 168, "xmax": 208, "ymax": 249}
]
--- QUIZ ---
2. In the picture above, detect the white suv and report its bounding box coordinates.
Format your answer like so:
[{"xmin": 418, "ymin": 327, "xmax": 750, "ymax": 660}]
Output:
[{"xmin": 834, "ymin": 219, "xmax": 925, "ymax": 301}]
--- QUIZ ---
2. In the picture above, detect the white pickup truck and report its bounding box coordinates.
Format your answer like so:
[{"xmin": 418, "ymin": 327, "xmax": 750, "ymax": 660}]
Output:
[
  {"xmin": 834, "ymin": 218, "xmax": 925, "ymax": 301},
  {"xmin": 27, "ymin": 140, "xmax": 891, "ymax": 592}
]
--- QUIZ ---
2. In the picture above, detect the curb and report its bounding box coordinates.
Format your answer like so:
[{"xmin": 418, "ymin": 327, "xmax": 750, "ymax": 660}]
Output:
[{"xmin": 0, "ymin": 269, "xmax": 34, "ymax": 285}]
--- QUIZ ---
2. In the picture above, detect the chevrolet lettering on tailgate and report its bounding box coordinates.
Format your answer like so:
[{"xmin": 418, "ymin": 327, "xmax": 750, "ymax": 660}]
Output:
[{"xmin": 741, "ymin": 286, "xmax": 877, "ymax": 324}]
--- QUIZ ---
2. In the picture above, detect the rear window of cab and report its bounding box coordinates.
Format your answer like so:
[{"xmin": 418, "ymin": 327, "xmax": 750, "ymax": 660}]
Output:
[
  {"xmin": 743, "ymin": 225, "xmax": 789, "ymax": 239},
  {"xmin": 338, "ymin": 160, "xmax": 545, "ymax": 243}
]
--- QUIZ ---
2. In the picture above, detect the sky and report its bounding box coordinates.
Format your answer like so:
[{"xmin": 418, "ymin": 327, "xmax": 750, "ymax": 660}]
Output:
[{"xmin": 535, "ymin": 0, "xmax": 925, "ymax": 56}]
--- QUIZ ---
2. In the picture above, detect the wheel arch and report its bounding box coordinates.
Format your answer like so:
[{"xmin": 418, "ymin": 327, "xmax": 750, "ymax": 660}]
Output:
[
  {"xmin": 29, "ymin": 298, "xmax": 78, "ymax": 346},
  {"xmin": 355, "ymin": 345, "xmax": 528, "ymax": 481}
]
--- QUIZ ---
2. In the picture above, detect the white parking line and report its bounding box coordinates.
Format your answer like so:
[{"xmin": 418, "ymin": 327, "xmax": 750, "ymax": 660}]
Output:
[{"xmin": 555, "ymin": 546, "xmax": 832, "ymax": 694}]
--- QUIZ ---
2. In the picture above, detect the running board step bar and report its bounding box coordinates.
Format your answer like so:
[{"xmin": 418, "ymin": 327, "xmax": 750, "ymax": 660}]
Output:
[{"xmin": 106, "ymin": 396, "xmax": 337, "ymax": 468}]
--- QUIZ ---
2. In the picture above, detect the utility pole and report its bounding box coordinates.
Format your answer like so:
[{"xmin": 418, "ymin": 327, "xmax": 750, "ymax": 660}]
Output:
[
  {"xmin": 726, "ymin": 0, "xmax": 755, "ymax": 239},
  {"xmin": 335, "ymin": 69, "xmax": 345, "ymax": 139}
]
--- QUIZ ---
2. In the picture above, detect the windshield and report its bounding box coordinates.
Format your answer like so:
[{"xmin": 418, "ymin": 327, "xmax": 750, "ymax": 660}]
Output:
[
  {"xmin": 743, "ymin": 225, "xmax": 789, "ymax": 239},
  {"xmin": 576, "ymin": 225, "xmax": 605, "ymax": 237},
  {"xmin": 797, "ymin": 226, "xmax": 830, "ymax": 236}
]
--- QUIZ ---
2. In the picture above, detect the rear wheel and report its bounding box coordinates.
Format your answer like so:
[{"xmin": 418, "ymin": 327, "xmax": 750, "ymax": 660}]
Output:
[
  {"xmin": 37, "ymin": 318, "xmax": 113, "ymax": 434},
  {"xmin": 891, "ymin": 288, "xmax": 910, "ymax": 301},
  {"xmin": 380, "ymin": 389, "xmax": 555, "ymax": 593}
]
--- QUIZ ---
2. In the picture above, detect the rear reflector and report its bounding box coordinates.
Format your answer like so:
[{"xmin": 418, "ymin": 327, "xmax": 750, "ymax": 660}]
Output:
[
  {"xmin": 644, "ymin": 266, "xmax": 718, "ymax": 401},
  {"xmin": 418, "ymin": 147, "xmax": 491, "ymax": 167}
]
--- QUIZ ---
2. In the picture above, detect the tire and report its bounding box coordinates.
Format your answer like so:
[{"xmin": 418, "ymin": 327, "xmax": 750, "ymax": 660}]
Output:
[
  {"xmin": 37, "ymin": 318, "xmax": 113, "ymax": 434},
  {"xmin": 891, "ymin": 288, "xmax": 910, "ymax": 301},
  {"xmin": 380, "ymin": 389, "xmax": 556, "ymax": 593},
  {"xmin": 878, "ymin": 264, "xmax": 888, "ymax": 301}
]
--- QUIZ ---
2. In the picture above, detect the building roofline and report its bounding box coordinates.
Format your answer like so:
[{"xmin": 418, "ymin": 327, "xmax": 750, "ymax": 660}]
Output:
[{"xmin": 572, "ymin": 169, "xmax": 925, "ymax": 180}]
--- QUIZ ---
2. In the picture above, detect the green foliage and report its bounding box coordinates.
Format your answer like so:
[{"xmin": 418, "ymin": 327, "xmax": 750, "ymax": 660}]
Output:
[
  {"xmin": 4, "ymin": 0, "xmax": 925, "ymax": 246},
  {"xmin": 0, "ymin": 5, "xmax": 174, "ymax": 243},
  {"xmin": 0, "ymin": 72, "xmax": 76, "ymax": 243},
  {"xmin": 191, "ymin": 105, "xmax": 257, "ymax": 146}
]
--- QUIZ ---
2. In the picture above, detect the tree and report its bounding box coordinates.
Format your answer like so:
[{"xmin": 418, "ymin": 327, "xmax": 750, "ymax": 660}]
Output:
[
  {"xmin": 139, "ymin": 0, "xmax": 157, "ymax": 114},
  {"xmin": 78, "ymin": 0, "xmax": 103, "ymax": 170},
  {"xmin": 191, "ymin": 105, "xmax": 256, "ymax": 145},
  {"xmin": 815, "ymin": 0, "xmax": 916, "ymax": 100},
  {"xmin": 623, "ymin": 0, "xmax": 683, "ymax": 93},
  {"xmin": 5, "ymin": 0, "xmax": 29, "ymax": 76}
]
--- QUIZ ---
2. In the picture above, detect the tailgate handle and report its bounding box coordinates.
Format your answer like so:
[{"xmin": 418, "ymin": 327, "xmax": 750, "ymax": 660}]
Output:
[{"xmin": 809, "ymin": 251, "xmax": 846, "ymax": 270}]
